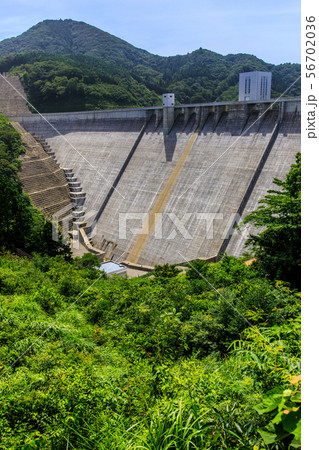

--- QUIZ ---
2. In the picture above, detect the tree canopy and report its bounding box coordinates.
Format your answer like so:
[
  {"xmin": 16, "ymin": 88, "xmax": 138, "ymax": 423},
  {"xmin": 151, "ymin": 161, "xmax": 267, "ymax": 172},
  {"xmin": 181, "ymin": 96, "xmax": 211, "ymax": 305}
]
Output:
[
  {"xmin": 243, "ymin": 153, "xmax": 301, "ymax": 288},
  {"xmin": 0, "ymin": 114, "xmax": 71, "ymax": 257}
]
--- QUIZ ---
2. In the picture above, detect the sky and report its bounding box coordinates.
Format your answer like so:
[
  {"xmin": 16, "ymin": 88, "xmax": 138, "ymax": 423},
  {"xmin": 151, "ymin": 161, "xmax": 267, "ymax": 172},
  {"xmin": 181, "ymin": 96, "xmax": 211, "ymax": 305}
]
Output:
[{"xmin": 0, "ymin": 0, "xmax": 301, "ymax": 65}]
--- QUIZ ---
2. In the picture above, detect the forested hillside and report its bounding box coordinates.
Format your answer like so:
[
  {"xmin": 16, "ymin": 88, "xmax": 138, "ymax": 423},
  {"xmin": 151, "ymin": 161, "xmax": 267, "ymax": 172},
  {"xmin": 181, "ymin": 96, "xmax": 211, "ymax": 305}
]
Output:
[
  {"xmin": 1, "ymin": 53, "xmax": 161, "ymax": 111},
  {"xmin": 0, "ymin": 152, "xmax": 301, "ymax": 448},
  {"xmin": 0, "ymin": 19, "xmax": 301, "ymax": 112}
]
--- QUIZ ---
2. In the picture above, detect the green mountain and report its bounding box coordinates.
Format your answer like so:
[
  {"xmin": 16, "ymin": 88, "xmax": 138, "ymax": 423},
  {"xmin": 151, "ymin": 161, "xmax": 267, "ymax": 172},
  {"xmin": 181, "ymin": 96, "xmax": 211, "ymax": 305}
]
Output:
[
  {"xmin": 0, "ymin": 19, "xmax": 301, "ymax": 112},
  {"xmin": 0, "ymin": 19, "xmax": 158, "ymax": 67}
]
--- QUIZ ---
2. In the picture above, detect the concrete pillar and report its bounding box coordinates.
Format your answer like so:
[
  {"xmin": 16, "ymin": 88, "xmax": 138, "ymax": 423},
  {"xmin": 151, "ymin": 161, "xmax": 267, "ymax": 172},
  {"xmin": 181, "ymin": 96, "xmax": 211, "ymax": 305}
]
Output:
[
  {"xmin": 228, "ymin": 103, "xmax": 248, "ymax": 120},
  {"xmin": 163, "ymin": 107, "xmax": 175, "ymax": 135},
  {"xmin": 295, "ymin": 101, "xmax": 301, "ymax": 114},
  {"xmin": 285, "ymin": 100, "xmax": 300, "ymax": 114},
  {"xmin": 279, "ymin": 101, "xmax": 286, "ymax": 122},
  {"xmin": 252, "ymin": 103, "xmax": 268, "ymax": 118},
  {"xmin": 183, "ymin": 107, "xmax": 189, "ymax": 128},
  {"xmin": 195, "ymin": 107, "xmax": 201, "ymax": 129},
  {"xmin": 155, "ymin": 109, "xmax": 163, "ymax": 128},
  {"xmin": 183, "ymin": 107, "xmax": 196, "ymax": 129},
  {"xmin": 162, "ymin": 93, "xmax": 175, "ymax": 107},
  {"xmin": 199, "ymin": 106, "xmax": 211, "ymax": 129},
  {"xmin": 212, "ymin": 105, "xmax": 224, "ymax": 130},
  {"xmin": 163, "ymin": 93, "xmax": 175, "ymax": 135}
]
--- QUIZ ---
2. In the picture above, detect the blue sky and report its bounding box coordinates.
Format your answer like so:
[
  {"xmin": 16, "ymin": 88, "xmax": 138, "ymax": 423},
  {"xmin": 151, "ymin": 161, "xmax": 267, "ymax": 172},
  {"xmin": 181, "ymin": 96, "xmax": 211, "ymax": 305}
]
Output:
[{"xmin": 0, "ymin": 0, "xmax": 301, "ymax": 65}]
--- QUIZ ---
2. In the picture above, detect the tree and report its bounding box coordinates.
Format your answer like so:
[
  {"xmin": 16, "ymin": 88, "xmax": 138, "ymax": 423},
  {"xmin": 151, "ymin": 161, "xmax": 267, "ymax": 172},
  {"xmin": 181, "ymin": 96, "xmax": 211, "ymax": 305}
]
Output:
[
  {"xmin": 153, "ymin": 263, "xmax": 181, "ymax": 280},
  {"xmin": 0, "ymin": 159, "xmax": 34, "ymax": 249},
  {"xmin": 0, "ymin": 114, "xmax": 71, "ymax": 258},
  {"xmin": 77, "ymin": 253, "xmax": 101, "ymax": 268},
  {"xmin": 243, "ymin": 153, "xmax": 301, "ymax": 289}
]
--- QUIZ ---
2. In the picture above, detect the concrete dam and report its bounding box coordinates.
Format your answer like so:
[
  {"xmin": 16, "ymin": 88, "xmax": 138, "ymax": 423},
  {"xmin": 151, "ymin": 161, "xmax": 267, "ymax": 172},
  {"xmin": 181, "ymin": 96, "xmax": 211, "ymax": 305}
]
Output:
[{"xmin": 11, "ymin": 98, "xmax": 300, "ymax": 267}]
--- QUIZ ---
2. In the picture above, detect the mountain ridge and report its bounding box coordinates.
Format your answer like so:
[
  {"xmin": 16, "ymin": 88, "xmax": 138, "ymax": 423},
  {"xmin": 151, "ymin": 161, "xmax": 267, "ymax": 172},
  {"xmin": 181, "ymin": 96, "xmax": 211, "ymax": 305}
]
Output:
[
  {"xmin": 0, "ymin": 19, "xmax": 301, "ymax": 112},
  {"xmin": 0, "ymin": 19, "xmax": 160, "ymax": 66}
]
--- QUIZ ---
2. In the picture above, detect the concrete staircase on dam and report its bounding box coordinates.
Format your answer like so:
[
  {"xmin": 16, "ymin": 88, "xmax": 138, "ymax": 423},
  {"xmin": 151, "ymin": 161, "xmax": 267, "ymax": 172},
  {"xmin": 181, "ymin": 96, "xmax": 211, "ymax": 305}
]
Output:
[
  {"xmin": 12, "ymin": 123, "xmax": 72, "ymax": 218},
  {"xmin": 0, "ymin": 76, "xmax": 95, "ymax": 255},
  {"xmin": 0, "ymin": 74, "xmax": 30, "ymax": 116},
  {"xmin": 12, "ymin": 100, "xmax": 301, "ymax": 266},
  {"xmin": 31, "ymin": 136, "xmax": 88, "ymax": 224},
  {"xmin": 26, "ymin": 135, "xmax": 107, "ymax": 257}
]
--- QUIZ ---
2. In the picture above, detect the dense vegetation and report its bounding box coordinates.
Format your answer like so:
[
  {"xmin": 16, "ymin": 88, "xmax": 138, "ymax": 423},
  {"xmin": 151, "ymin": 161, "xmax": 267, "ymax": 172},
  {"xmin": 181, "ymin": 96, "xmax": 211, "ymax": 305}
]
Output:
[
  {"xmin": 0, "ymin": 19, "xmax": 301, "ymax": 112},
  {"xmin": 1, "ymin": 53, "xmax": 161, "ymax": 112},
  {"xmin": 243, "ymin": 153, "xmax": 301, "ymax": 290},
  {"xmin": 0, "ymin": 114, "xmax": 70, "ymax": 256},
  {"xmin": 0, "ymin": 253, "xmax": 300, "ymax": 449},
  {"xmin": 0, "ymin": 155, "xmax": 301, "ymax": 448}
]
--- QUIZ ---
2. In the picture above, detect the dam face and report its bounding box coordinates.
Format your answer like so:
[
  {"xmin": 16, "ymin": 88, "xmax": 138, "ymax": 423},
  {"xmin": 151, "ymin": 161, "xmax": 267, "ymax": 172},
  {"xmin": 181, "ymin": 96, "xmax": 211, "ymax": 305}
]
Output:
[{"xmin": 12, "ymin": 99, "xmax": 301, "ymax": 266}]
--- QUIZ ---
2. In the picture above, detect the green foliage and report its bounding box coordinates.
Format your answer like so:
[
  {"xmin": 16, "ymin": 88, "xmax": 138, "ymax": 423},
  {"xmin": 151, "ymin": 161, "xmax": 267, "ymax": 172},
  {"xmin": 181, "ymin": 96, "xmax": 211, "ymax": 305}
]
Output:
[
  {"xmin": 185, "ymin": 259, "xmax": 209, "ymax": 280},
  {"xmin": 231, "ymin": 314, "xmax": 301, "ymax": 391},
  {"xmin": 0, "ymin": 116, "xmax": 32, "ymax": 249},
  {"xmin": 255, "ymin": 380, "xmax": 301, "ymax": 449},
  {"xmin": 74, "ymin": 253, "xmax": 102, "ymax": 281},
  {"xmin": 206, "ymin": 254, "xmax": 258, "ymax": 287},
  {"xmin": 0, "ymin": 114, "xmax": 71, "ymax": 258},
  {"xmin": 77, "ymin": 253, "xmax": 101, "ymax": 268},
  {"xmin": 0, "ymin": 249, "xmax": 300, "ymax": 448},
  {"xmin": 141, "ymin": 400, "xmax": 212, "ymax": 449},
  {"xmin": 243, "ymin": 153, "xmax": 301, "ymax": 288},
  {"xmin": 31, "ymin": 285, "xmax": 65, "ymax": 315},
  {"xmin": 0, "ymin": 19, "xmax": 300, "ymax": 112},
  {"xmin": 153, "ymin": 263, "xmax": 181, "ymax": 280},
  {"xmin": 57, "ymin": 275, "xmax": 85, "ymax": 298},
  {"xmin": 9, "ymin": 55, "xmax": 161, "ymax": 112}
]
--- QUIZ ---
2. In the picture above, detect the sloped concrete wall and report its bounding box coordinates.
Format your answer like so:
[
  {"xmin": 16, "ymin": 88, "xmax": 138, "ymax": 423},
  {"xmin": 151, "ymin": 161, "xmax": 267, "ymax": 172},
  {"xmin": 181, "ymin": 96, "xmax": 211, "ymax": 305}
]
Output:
[
  {"xmin": 97, "ymin": 108, "xmax": 283, "ymax": 265},
  {"xmin": 0, "ymin": 75, "xmax": 30, "ymax": 115},
  {"xmin": 43, "ymin": 117, "xmax": 146, "ymax": 217},
  {"xmin": 226, "ymin": 111, "xmax": 301, "ymax": 256},
  {"xmin": 15, "ymin": 102, "xmax": 300, "ymax": 265}
]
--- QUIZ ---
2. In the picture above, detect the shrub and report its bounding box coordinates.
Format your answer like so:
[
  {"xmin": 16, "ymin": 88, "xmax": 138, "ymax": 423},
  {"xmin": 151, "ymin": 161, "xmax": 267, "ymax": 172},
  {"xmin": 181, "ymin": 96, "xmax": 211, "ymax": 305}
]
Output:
[
  {"xmin": 153, "ymin": 263, "xmax": 181, "ymax": 280},
  {"xmin": 57, "ymin": 276, "xmax": 85, "ymax": 298},
  {"xmin": 77, "ymin": 252, "xmax": 101, "ymax": 268},
  {"xmin": 255, "ymin": 379, "xmax": 301, "ymax": 449},
  {"xmin": 31, "ymin": 285, "xmax": 65, "ymax": 315}
]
